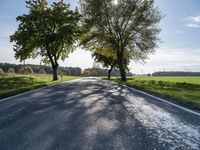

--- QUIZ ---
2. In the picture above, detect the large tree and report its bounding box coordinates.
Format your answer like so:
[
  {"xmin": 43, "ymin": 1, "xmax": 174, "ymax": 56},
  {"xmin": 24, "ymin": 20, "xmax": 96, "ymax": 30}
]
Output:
[
  {"xmin": 80, "ymin": 0, "xmax": 162, "ymax": 80},
  {"xmin": 10, "ymin": 0, "xmax": 80, "ymax": 80},
  {"xmin": 92, "ymin": 47, "xmax": 117, "ymax": 79},
  {"xmin": 92, "ymin": 46, "xmax": 132, "ymax": 79}
]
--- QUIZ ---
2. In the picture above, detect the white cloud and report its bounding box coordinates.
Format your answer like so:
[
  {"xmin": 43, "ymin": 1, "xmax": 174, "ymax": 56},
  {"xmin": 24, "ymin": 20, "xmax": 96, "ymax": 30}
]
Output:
[
  {"xmin": 184, "ymin": 15, "xmax": 200, "ymax": 28},
  {"xmin": 187, "ymin": 23, "xmax": 200, "ymax": 28},
  {"xmin": 2, "ymin": 45, "xmax": 200, "ymax": 74},
  {"xmin": 130, "ymin": 48, "xmax": 200, "ymax": 74}
]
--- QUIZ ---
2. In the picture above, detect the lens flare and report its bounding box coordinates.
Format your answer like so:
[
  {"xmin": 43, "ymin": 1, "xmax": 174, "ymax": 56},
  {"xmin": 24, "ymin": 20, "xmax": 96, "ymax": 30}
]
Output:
[{"xmin": 113, "ymin": 0, "xmax": 118, "ymax": 5}]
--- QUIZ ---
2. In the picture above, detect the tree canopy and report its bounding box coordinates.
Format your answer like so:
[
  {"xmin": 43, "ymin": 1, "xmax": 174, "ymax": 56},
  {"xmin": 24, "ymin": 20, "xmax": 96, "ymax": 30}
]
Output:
[
  {"xmin": 92, "ymin": 47, "xmax": 117, "ymax": 79},
  {"xmin": 92, "ymin": 46, "xmax": 132, "ymax": 79},
  {"xmin": 80, "ymin": 0, "xmax": 162, "ymax": 80},
  {"xmin": 0, "ymin": 63, "xmax": 82, "ymax": 76},
  {"xmin": 10, "ymin": 0, "xmax": 81, "ymax": 80}
]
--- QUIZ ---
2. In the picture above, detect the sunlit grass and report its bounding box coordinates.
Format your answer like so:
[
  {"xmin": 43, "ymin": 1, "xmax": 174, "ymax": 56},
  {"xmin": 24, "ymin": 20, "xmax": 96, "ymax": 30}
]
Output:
[
  {"xmin": 133, "ymin": 76, "xmax": 200, "ymax": 85},
  {"xmin": 111, "ymin": 76, "xmax": 200, "ymax": 110},
  {"xmin": 0, "ymin": 74, "xmax": 79, "ymax": 99}
]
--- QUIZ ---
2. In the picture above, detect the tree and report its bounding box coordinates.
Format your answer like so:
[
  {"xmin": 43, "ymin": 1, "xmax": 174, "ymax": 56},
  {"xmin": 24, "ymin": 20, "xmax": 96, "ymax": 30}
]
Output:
[
  {"xmin": 7, "ymin": 68, "xmax": 15, "ymax": 74},
  {"xmin": 63, "ymin": 68, "xmax": 71, "ymax": 75},
  {"xmin": 92, "ymin": 47, "xmax": 117, "ymax": 79},
  {"xmin": 80, "ymin": 0, "xmax": 162, "ymax": 80},
  {"xmin": 21, "ymin": 66, "xmax": 34, "ymax": 74},
  {"xmin": 92, "ymin": 46, "xmax": 132, "ymax": 79},
  {"xmin": 0, "ymin": 68, "xmax": 4, "ymax": 77},
  {"xmin": 38, "ymin": 68, "xmax": 46, "ymax": 74},
  {"xmin": 10, "ymin": 0, "xmax": 81, "ymax": 80},
  {"xmin": 82, "ymin": 69, "xmax": 90, "ymax": 76}
]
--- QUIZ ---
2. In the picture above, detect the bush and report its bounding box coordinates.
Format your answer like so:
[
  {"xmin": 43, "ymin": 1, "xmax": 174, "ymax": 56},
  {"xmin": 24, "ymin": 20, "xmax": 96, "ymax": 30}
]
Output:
[
  {"xmin": 21, "ymin": 66, "xmax": 34, "ymax": 74},
  {"xmin": 38, "ymin": 68, "xmax": 46, "ymax": 74},
  {"xmin": 7, "ymin": 68, "xmax": 15, "ymax": 74},
  {"xmin": 147, "ymin": 80, "xmax": 156, "ymax": 84},
  {"xmin": 83, "ymin": 69, "xmax": 90, "ymax": 77},
  {"xmin": 158, "ymin": 81, "xmax": 164, "ymax": 86},
  {"xmin": 0, "ymin": 68, "xmax": 4, "ymax": 76}
]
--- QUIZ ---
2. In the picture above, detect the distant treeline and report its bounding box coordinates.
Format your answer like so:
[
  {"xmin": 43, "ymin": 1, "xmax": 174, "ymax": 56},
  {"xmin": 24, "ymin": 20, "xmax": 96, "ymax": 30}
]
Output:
[
  {"xmin": 0, "ymin": 63, "xmax": 82, "ymax": 76},
  {"xmin": 152, "ymin": 71, "xmax": 200, "ymax": 76},
  {"xmin": 83, "ymin": 68, "xmax": 133, "ymax": 77}
]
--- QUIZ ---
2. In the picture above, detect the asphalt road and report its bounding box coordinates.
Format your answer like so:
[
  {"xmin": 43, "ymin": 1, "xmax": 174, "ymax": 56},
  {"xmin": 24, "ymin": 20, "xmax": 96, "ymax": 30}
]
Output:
[{"xmin": 0, "ymin": 77, "xmax": 199, "ymax": 150}]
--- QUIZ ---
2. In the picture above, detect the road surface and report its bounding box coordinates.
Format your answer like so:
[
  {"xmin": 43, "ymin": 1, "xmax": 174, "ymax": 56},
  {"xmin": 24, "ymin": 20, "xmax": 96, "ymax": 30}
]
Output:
[{"xmin": 0, "ymin": 78, "xmax": 199, "ymax": 150}]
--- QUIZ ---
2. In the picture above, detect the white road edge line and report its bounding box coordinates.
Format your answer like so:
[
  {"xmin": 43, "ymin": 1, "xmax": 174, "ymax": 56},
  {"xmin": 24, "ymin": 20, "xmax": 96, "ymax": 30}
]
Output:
[
  {"xmin": 0, "ymin": 78, "xmax": 81, "ymax": 103},
  {"xmin": 109, "ymin": 80, "xmax": 200, "ymax": 117},
  {"xmin": 2, "ymin": 77, "xmax": 200, "ymax": 117}
]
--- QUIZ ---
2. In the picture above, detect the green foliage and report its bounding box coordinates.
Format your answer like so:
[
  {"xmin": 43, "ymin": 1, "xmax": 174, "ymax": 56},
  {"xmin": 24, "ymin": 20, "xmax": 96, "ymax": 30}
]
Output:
[
  {"xmin": 21, "ymin": 66, "xmax": 34, "ymax": 74},
  {"xmin": 132, "ymin": 76, "xmax": 200, "ymax": 85},
  {"xmin": 80, "ymin": 0, "xmax": 162, "ymax": 80},
  {"xmin": 7, "ymin": 68, "xmax": 15, "ymax": 74},
  {"xmin": 152, "ymin": 71, "xmax": 200, "ymax": 76},
  {"xmin": 82, "ymin": 68, "xmax": 133, "ymax": 77},
  {"xmin": 0, "ymin": 74, "xmax": 79, "ymax": 99},
  {"xmin": 10, "ymin": 0, "xmax": 81, "ymax": 80},
  {"xmin": 0, "ymin": 63, "xmax": 82, "ymax": 76},
  {"xmin": 0, "ymin": 68, "xmax": 4, "ymax": 76},
  {"xmin": 92, "ymin": 47, "xmax": 117, "ymax": 68},
  {"xmin": 64, "ymin": 69, "xmax": 71, "ymax": 76},
  {"xmin": 112, "ymin": 77, "xmax": 200, "ymax": 109},
  {"xmin": 92, "ymin": 48, "xmax": 132, "ymax": 71},
  {"xmin": 38, "ymin": 68, "xmax": 46, "ymax": 74},
  {"xmin": 82, "ymin": 69, "xmax": 91, "ymax": 77}
]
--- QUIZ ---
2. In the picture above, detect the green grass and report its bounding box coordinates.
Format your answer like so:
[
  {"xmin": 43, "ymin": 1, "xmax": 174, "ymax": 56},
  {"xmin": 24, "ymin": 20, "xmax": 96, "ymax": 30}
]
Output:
[
  {"xmin": 111, "ymin": 76, "xmax": 200, "ymax": 110},
  {"xmin": 131, "ymin": 76, "xmax": 200, "ymax": 84},
  {"xmin": 0, "ymin": 74, "xmax": 79, "ymax": 99}
]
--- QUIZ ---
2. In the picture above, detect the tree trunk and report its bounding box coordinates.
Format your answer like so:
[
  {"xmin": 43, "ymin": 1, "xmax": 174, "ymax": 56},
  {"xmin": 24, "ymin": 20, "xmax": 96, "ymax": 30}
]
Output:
[
  {"xmin": 108, "ymin": 65, "xmax": 113, "ymax": 79},
  {"xmin": 46, "ymin": 42, "xmax": 59, "ymax": 81},
  {"xmin": 52, "ymin": 65, "xmax": 58, "ymax": 81},
  {"xmin": 117, "ymin": 51, "xmax": 127, "ymax": 81},
  {"xmin": 119, "ymin": 63, "xmax": 126, "ymax": 81}
]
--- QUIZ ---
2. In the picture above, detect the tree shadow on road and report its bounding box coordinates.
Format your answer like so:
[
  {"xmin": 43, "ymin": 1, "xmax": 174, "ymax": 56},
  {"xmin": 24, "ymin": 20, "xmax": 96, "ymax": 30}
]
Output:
[{"xmin": 0, "ymin": 78, "xmax": 170, "ymax": 150}]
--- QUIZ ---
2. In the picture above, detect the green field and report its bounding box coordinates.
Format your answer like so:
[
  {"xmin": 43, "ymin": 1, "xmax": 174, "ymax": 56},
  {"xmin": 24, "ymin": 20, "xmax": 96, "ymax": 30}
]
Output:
[
  {"xmin": 132, "ymin": 76, "xmax": 200, "ymax": 84},
  {"xmin": 112, "ymin": 76, "xmax": 200, "ymax": 110},
  {"xmin": 0, "ymin": 74, "xmax": 79, "ymax": 99}
]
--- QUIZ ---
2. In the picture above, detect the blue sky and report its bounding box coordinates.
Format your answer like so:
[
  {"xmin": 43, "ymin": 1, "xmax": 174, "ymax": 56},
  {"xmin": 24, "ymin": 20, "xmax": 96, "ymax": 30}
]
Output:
[{"xmin": 0, "ymin": 0, "xmax": 200, "ymax": 74}]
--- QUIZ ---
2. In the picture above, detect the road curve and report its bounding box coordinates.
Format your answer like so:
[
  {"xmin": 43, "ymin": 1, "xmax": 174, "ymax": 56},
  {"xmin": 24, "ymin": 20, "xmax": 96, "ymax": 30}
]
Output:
[{"xmin": 0, "ymin": 77, "xmax": 199, "ymax": 150}]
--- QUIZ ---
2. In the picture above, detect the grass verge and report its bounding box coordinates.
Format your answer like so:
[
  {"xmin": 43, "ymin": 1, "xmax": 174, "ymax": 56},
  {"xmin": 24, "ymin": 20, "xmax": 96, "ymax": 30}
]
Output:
[
  {"xmin": 110, "ymin": 77, "xmax": 200, "ymax": 110},
  {"xmin": 0, "ymin": 74, "xmax": 79, "ymax": 99}
]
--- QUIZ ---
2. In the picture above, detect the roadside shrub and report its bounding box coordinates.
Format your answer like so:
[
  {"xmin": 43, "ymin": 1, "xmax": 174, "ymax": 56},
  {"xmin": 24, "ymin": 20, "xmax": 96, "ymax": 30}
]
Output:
[
  {"xmin": 176, "ymin": 82, "xmax": 199, "ymax": 90},
  {"xmin": 147, "ymin": 80, "xmax": 156, "ymax": 85},
  {"xmin": 82, "ymin": 69, "xmax": 91, "ymax": 77},
  {"xmin": 7, "ymin": 68, "xmax": 15, "ymax": 74},
  {"xmin": 164, "ymin": 81, "xmax": 171, "ymax": 87},
  {"xmin": 65, "ymin": 69, "xmax": 71, "ymax": 75},
  {"xmin": 0, "ymin": 68, "xmax": 4, "ymax": 76},
  {"xmin": 158, "ymin": 81, "xmax": 164, "ymax": 86},
  {"xmin": 21, "ymin": 66, "xmax": 34, "ymax": 74},
  {"xmin": 147, "ymin": 73, "xmax": 151, "ymax": 77},
  {"xmin": 137, "ymin": 80, "xmax": 146, "ymax": 85},
  {"xmin": 38, "ymin": 68, "xmax": 46, "ymax": 74}
]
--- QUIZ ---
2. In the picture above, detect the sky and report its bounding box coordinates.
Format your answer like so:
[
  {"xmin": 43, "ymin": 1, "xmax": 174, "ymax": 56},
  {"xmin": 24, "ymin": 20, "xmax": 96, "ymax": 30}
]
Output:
[{"xmin": 0, "ymin": 0, "xmax": 200, "ymax": 74}]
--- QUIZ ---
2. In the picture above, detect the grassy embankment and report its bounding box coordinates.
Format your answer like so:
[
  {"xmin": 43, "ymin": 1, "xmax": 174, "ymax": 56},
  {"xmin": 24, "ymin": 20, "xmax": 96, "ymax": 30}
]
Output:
[
  {"xmin": 111, "ymin": 76, "xmax": 200, "ymax": 110},
  {"xmin": 0, "ymin": 74, "xmax": 79, "ymax": 99}
]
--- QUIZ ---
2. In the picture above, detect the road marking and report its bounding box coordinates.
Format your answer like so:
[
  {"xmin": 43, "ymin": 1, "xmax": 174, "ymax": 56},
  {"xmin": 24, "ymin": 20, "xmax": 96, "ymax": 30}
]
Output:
[
  {"xmin": 0, "ymin": 78, "xmax": 81, "ymax": 103},
  {"xmin": 108, "ymin": 80, "xmax": 200, "ymax": 117},
  {"xmin": 2, "ymin": 77, "xmax": 200, "ymax": 117},
  {"xmin": 0, "ymin": 86, "xmax": 52, "ymax": 102}
]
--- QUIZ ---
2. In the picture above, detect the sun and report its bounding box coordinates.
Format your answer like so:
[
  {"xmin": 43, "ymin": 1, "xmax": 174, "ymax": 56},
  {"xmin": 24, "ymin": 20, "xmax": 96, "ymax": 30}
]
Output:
[{"xmin": 113, "ymin": 0, "xmax": 118, "ymax": 5}]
